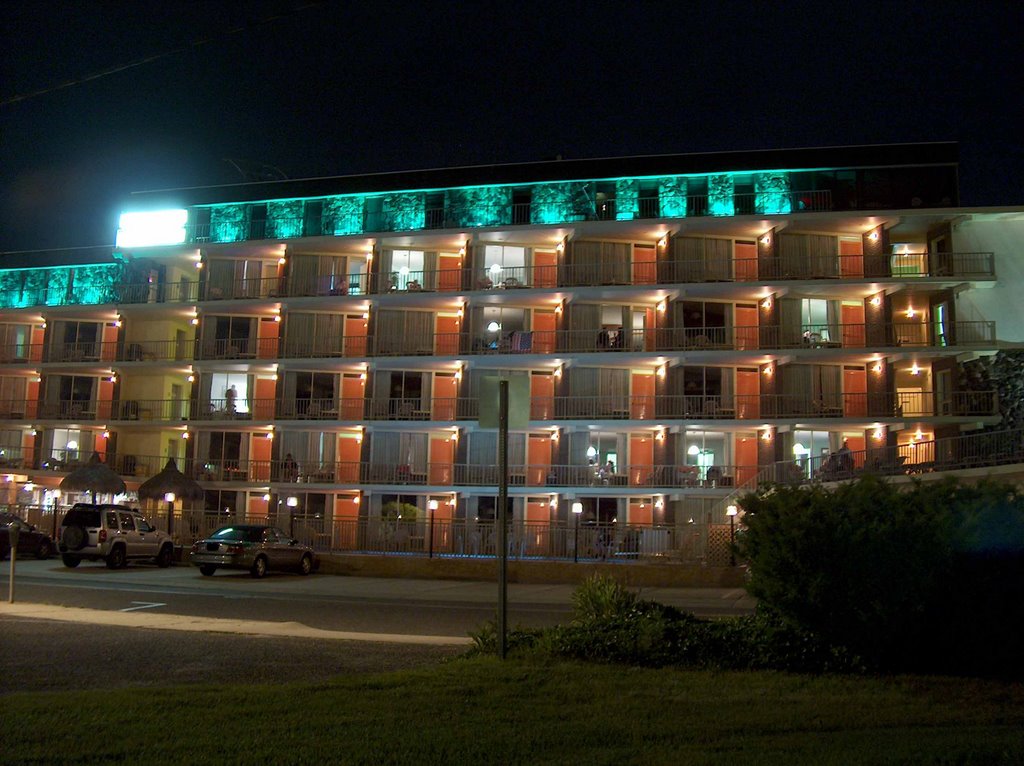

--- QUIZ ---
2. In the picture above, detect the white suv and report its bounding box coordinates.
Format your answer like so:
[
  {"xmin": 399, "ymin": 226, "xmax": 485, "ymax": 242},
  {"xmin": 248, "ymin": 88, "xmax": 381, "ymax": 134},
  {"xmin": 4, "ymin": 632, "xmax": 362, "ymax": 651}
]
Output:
[{"xmin": 59, "ymin": 503, "xmax": 173, "ymax": 569}]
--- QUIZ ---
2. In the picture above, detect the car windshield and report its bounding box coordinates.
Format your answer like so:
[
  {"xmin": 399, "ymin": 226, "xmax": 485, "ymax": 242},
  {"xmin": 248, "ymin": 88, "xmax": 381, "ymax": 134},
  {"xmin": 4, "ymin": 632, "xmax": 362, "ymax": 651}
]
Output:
[{"xmin": 210, "ymin": 527, "xmax": 264, "ymax": 543}]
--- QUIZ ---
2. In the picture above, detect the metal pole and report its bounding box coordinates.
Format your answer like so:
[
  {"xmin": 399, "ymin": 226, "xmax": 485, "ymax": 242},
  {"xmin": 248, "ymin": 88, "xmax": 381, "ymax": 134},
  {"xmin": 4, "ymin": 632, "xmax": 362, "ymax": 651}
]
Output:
[
  {"xmin": 497, "ymin": 379, "xmax": 509, "ymax": 660},
  {"xmin": 428, "ymin": 505, "xmax": 434, "ymax": 559},
  {"xmin": 7, "ymin": 544, "xmax": 15, "ymax": 604},
  {"xmin": 167, "ymin": 501, "xmax": 175, "ymax": 540},
  {"xmin": 729, "ymin": 515, "xmax": 736, "ymax": 567},
  {"xmin": 573, "ymin": 513, "xmax": 579, "ymax": 563}
]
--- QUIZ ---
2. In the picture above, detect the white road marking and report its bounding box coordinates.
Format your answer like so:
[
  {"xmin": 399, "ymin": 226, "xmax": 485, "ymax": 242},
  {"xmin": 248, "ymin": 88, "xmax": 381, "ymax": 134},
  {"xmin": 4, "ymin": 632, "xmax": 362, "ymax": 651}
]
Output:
[{"xmin": 119, "ymin": 601, "xmax": 167, "ymax": 612}]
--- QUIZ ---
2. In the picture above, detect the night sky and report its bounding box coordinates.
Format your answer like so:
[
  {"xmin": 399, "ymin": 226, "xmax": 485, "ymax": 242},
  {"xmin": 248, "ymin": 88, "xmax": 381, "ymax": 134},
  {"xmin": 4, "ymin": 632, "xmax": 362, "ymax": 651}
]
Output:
[{"xmin": 2, "ymin": 0, "xmax": 1022, "ymax": 254}]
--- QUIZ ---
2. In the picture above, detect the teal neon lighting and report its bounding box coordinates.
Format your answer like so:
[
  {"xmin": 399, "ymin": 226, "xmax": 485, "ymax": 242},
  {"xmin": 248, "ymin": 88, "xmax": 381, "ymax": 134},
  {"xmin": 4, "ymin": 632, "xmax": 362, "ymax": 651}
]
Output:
[
  {"xmin": 323, "ymin": 195, "xmax": 365, "ymax": 235},
  {"xmin": 755, "ymin": 172, "xmax": 792, "ymax": 214},
  {"xmin": 210, "ymin": 204, "xmax": 248, "ymax": 243},
  {"xmin": 658, "ymin": 177, "xmax": 688, "ymax": 218},
  {"xmin": 708, "ymin": 174, "xmax": 735, "ymax": 216},
  {"xmin": 267, "ymin": 200, "xmax": 304, "ymax": 239},
  {"xmin": 447, "ymin": 186, "xmax": 512, "ymax": 227},
  {"xmin": 614, "ymin": 179, "xmax": 638, "ymax": 220},
  {"xmin": 130, "ymin": 166, "xmax": 835, "ymax": 246},
  {"xmin": 382, "ymin": 193, "xmax": 425, "ymax": 231},
  {"xmin": 0, "ymin": 264, "xmax": 122, "ymax": 309}
]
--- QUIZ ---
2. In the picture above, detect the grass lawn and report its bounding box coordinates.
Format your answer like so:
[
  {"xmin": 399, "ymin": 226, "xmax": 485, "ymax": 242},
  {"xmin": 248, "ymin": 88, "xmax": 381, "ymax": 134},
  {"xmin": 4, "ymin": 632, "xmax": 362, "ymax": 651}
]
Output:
[{"xmin": 2, "ymin": 658, "xmax": 1023, "ymax": 765}]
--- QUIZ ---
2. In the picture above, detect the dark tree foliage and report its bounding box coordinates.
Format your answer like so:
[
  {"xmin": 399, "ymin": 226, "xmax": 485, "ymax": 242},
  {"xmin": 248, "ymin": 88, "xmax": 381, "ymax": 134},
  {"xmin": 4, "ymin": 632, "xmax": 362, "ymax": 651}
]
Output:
[{"xmin": 736, "ymin": 475, "xmax": 1024, "ymax": 676}]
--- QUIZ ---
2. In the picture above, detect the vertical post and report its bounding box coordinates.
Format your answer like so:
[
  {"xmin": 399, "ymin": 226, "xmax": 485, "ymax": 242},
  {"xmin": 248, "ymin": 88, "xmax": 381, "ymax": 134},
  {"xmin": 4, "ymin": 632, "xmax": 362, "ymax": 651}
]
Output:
[
  {"xmin": 427, "ymin": 499, "xmax": 437, "ymax": 559},
  {"xmin": 7, "ymin": 547, "xmax": 14, "ymax": 603},
  {"xmin": 497, "ymin": 379, "xmax": 509, "ymax": 660},
  {"xmin": 727, "ymin": 504, "xmax": 738, "ymax": 567}
]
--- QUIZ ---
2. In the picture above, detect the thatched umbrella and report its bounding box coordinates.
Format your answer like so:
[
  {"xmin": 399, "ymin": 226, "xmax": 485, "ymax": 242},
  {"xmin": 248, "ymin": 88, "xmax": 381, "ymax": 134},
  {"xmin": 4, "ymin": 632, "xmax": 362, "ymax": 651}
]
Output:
[
  {"xmin": 137, "ymin": 459, "xmax": 205, "ymax": 539},
  {"xmin": 59, "ymin": 452, "xmax": 126, "ymax": 504}
]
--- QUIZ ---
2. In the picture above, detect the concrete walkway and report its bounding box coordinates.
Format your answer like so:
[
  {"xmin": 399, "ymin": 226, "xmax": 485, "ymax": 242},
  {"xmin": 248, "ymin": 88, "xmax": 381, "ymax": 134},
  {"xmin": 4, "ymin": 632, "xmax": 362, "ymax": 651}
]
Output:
[{"xmin": 0, "ymin": 601, "xmax": 474, "ymax": 646}]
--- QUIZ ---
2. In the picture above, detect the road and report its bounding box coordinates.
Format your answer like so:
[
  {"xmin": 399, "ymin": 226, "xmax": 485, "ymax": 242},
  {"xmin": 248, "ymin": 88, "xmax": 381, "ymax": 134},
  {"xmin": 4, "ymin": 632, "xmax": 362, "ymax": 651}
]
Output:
[
  {"xmin": 0, "ymin": 558, "xmax": 755, "ymax": 637},
  {"xmin": 0, "ymin": 558, "xmax": 755, "ymax": 694}
]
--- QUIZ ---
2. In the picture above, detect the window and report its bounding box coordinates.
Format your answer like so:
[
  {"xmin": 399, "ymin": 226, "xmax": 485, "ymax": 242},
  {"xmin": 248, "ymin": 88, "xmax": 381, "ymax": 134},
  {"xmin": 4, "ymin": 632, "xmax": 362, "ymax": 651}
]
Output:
[
  {"xmin": 388, "ymin": 250, "xmax": 425, "ymax": 290},
  {"xmin": 119, "ymin": 513, "xmax": 136, "ymax": 532},
  {"xmin": 51, "ymin": 428, "xmax": 86, "ymax": 463},
  {"xmin": 483, "ymin": 245, "xmax": 527, "ymax": 285},
  {"xmin": 208, "ymin": 373, "xmax": 250, "ymax": 414}
]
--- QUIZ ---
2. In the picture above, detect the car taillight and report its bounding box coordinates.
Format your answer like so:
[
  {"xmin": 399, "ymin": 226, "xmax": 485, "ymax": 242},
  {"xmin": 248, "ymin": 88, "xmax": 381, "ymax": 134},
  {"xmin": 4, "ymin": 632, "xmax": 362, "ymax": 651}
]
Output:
[
  {"xmin": 225, "ymin": 544, "xmax": 244, "ymax": 555},
  {"xmin": 99, "ymin": 529, "xmax": 107, "ymax": 543}
]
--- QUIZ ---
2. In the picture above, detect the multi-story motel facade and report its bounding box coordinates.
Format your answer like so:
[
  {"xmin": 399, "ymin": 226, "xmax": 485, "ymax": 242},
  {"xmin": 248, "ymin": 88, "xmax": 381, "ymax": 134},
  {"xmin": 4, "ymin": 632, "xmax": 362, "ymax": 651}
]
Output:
[{"xmin": 3, "ymin": 142, "xmax": 1024, "ymax": 566}]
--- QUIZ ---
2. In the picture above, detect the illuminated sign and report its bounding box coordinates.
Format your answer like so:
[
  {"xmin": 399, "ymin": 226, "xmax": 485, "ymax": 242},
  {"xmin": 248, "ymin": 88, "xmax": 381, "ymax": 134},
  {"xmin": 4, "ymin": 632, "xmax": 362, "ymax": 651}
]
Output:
[{"xmin": 115, "ymin": 209, "xmax": 188, "ymax": 248}]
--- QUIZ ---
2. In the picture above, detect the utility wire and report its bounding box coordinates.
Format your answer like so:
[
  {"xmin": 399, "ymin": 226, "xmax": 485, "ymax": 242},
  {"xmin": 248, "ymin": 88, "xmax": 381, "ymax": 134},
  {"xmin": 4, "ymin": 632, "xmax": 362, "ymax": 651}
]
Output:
[{"xmin": 1, "ymin": 1, "xmax": 327, "ymax": 107}]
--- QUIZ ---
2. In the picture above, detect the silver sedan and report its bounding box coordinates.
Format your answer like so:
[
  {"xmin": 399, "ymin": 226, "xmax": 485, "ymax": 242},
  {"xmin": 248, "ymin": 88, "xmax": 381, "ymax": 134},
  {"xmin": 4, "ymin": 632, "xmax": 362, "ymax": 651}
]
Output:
[{"xmin": 189, "ymin": 525, "xmax": 318, "ymax": 578}]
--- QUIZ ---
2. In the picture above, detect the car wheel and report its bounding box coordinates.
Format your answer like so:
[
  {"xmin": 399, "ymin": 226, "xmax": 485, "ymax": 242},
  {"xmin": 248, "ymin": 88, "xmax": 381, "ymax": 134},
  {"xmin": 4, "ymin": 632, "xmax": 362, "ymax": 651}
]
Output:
[
  {"xmin": 298, "ymin": 554, "xmax": 313, "ymax": 576},
  {"xmin": 35, "ymin": 539, "xmax": 53, "ymax": 559},
  {"xmin": 106, "ymin": 545, "xmax": 127, "ymax": 570},
  {"xmin": 62, "ymin": 525, "xmax": 88, "ymax": 551},
  {"xmin": 199, "ymin": 565, "xmax": 217, "ymax": 576},
  {"xmin": 61, "ymin": 554, "xmax": 81, "ymax": 568},
  {"xmin": 156, "ymin": 544, "xmax": 173, "ymax": 568},
  {"xmin": 250, "ymin": 555, "xmax": 268, "ymax": 579}
]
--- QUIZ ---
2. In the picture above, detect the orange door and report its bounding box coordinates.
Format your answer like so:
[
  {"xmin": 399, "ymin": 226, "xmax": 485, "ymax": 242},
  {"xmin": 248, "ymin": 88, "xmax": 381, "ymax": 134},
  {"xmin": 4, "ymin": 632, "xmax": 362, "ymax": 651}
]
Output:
[
  {"xmin": 843, "ymin": 367, "xmax": 867, "ymax": 417},
  {"xmin": 26, "ymin": 379, "xmax": 40, "ymax": 418},
  {"xmin": 530, "ymin": 373, "xmax": 554, "ymax": 420},
  {"xmin": 338, "ymin": 435, "xmax": 361, "ymax": 482},
  {"xmin": 524, "ymin": 499, "xmax": 551, "ymax": 555},
  {"xmin": 344, "ymin": 316, "xmax": 367, "ymax": 357},
  {"xmin": 534, "ymin": 250, "xmax": 557, "ymax": 287},
  {"xmin": 251, "ymin": 433, "xmax": 271, "ymax": 481},
  {"xmin": 253, "ymin": 377, "xmax": 277, "ymax": 419},
  {"xmin": 258, "ymin": 317, "xmax": 279, "ymax": 359},
  {"xmin": 841, "ymin": 303, "xmax": 865, "ymax": 347},
  {"xmin": 845, "ymin": 434, "xmax": 866, "ymax": 469},
  {"xmin": 438, "ymin": 254, "xmax": 462, "ymax": 291},
  {"xmin": 30, "ymin": 326, "xmax": 44, "ymax": 362},
  {"xmin": 632, "ymin": 245, "xmax": 656, "ymax": 285},
  {"xmin": 96, "ymin": 378, "xmax": 114, "ymax": 420},
  {"xmin": 736, "ymin": 370, "xmax": 760, "ymax": 419},
  {"xmin": 432, "ymin": 374, "xmax": 457, "ymax": 420},
  {"xmin": 248, "ymin": 495, "xmax": 269, "ymax": 520},
  {"xmin": 533, "ymin": 311, "xmax": 556, "ymax": 354},
  {"xmin": 435, "ymin": 315, "xmax": 460, "ymax": 356},
  {"xmin": 735, "ymin": 242, "xmax": 758, "ymax": 281},
  {"xmin": 645, "ymin": 308, "xmax": 656, "ymax": 351},
  {"xmin": 735, "ymin": 305, "xmax": 758, "ymax": 350},
  {"xmin": 735, "ymin": 435, "xmax": 758, "ymax": 486},
  {"xmin": 839, "ymin": 239, "xmax": 864, "ymax": 277},
  {"xmin": 429, "ymin": 435, "xmax": 454, "ymax": 485},
  {"xmin": 334, "ymin": 495, "xmax": 360, "ymax": 549},
  {"xmin": 527, "ymin": 435, "xmax": 551, "ymax": 486},
  {"xmin": 342, "ymin": 375, "xmax": 365, "ymax": 419},
  {"xmin": 629, "ymin": 498, "xmax": 652, "ymax": 525},
  {"xmin": 631, "ymin": 372, "xmax": 654, "ymax": 419},
  {"xmin": 101, "ymin": 323, "xmax": 118, "ymax": 362},
  {"xmin": 629, "ymin": 435, "xmax": 654, "ymax": 486}
]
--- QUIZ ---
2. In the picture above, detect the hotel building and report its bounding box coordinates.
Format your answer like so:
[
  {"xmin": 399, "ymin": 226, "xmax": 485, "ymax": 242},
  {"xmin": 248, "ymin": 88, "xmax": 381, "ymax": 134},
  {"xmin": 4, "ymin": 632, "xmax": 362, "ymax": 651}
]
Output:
[{"xmin": 2, "ymin": 142, "xmax": 1022, "ymax": 565}]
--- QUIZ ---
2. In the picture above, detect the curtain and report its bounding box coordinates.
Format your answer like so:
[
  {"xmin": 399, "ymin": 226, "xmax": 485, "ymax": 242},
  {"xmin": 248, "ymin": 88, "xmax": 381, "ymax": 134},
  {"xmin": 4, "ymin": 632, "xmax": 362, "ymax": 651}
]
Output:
[
  {"xmin": 825, "ymin": 300, "xmax": 841, "ymax": 343},
  {"xmin": 814, "ymin": 366, "xmax": 842, "ymax": 409},
  {"xmin": 569, "ymin": 431, "xmax": 591, "ymax": 464},
  {"xmin": 507, "ymin": 433, "xmax": 526, "ymax": 467},
  {"xmin": 469, "ymin": 431, "xmax": 497, "ymax": 465},
  {"xmin": 406, "ymin": 312, "xmax": 433, "ymax": 353},
  {"xmin": 422, "ymin": 252, "xmax": 438, "ymax": 290},
  {"xmin": 207, "ymin": 260, "xmax": 234, "ymax": 298},
  {"xmin": 314, "ymin": 314, "xmax": 344, "ymax": 355},
  {"xmin": 721, "ymin": 368, "xmax": 735, "ymax": 410},
  {"xmin": 779, "ymin": 298, "xmax": 803, "ymax": 346},
  {"xmin": 290, "ymin": 255, "xmax": 319, "ymax": 296},
  {"xmin": 808, "ymin": 235, "xmax": 839, "ymax": 278},
  {"xmin": 778, "ymin": 235, "xmax": 805, "ymax": 278},
  {"xmin": 374, "ymin": 310, "xmax": 405, "ymax": 354},
  {"xmin": 403, "ymin": 433, "xmax": 428, "ymax": 471},
  {"xmin": 705, "ymin": 238, "xmax": 732, "ymax": 281},
  {"xmin": 284, "ymin": 313, "xmax": 315, "ymax": 357},
  {"xmin": 569, "ymin": 367, "xmax": 599, "ymax": 397}
]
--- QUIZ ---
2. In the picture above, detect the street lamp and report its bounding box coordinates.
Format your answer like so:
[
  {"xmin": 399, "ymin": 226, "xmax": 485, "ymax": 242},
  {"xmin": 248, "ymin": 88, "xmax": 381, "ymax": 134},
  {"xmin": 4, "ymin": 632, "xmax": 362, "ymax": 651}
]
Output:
[
  {"xmin": 726, "ymin": 504, "xmax": 738, "ymax": 566},
  {"xmin": 287, "ymin": 496, "xmax": 299, "ymax": 537},
  {"xmin": 164, "ymin": 492, "xmax": 176, "ymax": 540},
  {"xmin": 572, "ymin": 501, "xmax": 583, "ymax": 563},
  {"xmin": 427, "ymin": 499, "xmax": 438, "ymax": 559}
]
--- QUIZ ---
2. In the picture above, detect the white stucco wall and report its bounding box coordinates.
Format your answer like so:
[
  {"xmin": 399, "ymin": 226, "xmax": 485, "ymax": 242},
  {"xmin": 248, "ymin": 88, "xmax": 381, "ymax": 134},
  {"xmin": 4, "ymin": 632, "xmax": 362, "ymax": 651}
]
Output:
[{"xmin": 953, "ymin": 216, "xmax": 1024, "ymax": 344}]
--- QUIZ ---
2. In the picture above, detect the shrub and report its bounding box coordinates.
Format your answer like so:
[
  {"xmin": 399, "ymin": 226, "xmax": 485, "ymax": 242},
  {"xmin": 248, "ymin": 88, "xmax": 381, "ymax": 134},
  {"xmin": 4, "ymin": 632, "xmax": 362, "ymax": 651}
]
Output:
[{"xmin": 735, "ymin": 476, "xmax": 1024, "ymax": 676}]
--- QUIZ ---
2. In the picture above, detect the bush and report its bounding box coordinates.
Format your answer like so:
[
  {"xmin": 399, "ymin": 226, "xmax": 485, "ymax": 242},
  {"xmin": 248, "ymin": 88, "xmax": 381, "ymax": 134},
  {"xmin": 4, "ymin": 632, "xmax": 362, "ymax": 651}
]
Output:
[
  {"xmin": 468, "ymin": 576, "xmax": 855, "ymax": 673},
  {"xmin": 735, "ymin": 476, "xmax": 1024, "ymax": 676}
]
